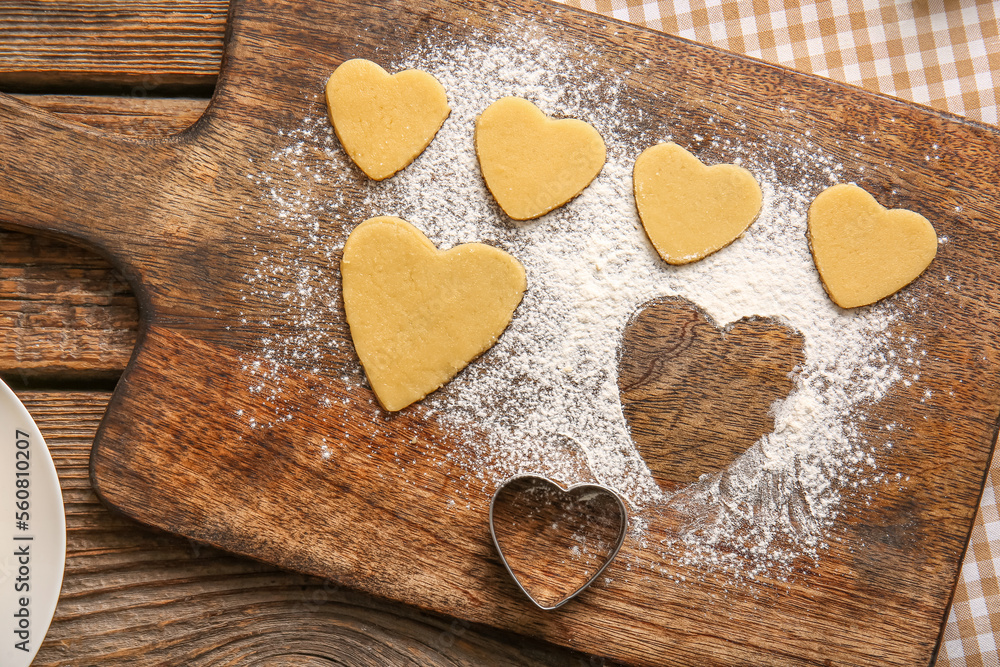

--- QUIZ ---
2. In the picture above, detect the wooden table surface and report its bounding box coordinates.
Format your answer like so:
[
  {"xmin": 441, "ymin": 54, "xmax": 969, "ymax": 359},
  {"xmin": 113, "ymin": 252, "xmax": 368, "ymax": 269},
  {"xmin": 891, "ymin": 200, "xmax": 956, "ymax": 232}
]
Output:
[{"xmin": 0, "ymin": 2, "xmax": 603, "ymax": 664}]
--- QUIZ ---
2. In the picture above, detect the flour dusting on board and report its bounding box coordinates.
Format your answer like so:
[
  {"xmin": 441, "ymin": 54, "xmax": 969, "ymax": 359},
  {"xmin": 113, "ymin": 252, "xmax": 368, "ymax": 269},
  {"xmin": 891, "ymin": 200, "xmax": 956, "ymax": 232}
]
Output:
[{"xmin": 237, "ymin": 24, "xmax": 920, "ymax": 585}]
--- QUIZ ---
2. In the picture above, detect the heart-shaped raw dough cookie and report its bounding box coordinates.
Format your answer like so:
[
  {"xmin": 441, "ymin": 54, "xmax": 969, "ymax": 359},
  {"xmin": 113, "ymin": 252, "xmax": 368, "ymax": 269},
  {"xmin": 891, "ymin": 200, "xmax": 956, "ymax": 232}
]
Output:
[
  {"xmin": 325, "ymin": 58, "xmax": 450, "ymax": 181},
  {"xmin": 489, "ymin": 475, "xmax": 627, "ymax": 610},
  {"xmin": 341, "ymin": 216, "xmax": 525, "ymax": 411},
  {"xmin": 808, "ymin": 183, "xmax": 937, "ymax": 308},
  {"xmin": 633, "ymin": 142, "xmax": 762, "ymax": 264},
  {"xmin": 475, "ymin": 97, "xmax": 606, "ymax": 220},
  {"xmin": 619, "ymin": 296, "xmax": 805, "ymax": 490}
]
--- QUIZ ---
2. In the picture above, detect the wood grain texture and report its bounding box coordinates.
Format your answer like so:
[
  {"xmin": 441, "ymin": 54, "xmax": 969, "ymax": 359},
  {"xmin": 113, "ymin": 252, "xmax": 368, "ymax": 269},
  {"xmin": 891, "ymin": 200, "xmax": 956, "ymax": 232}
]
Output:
[
  {"xmin": 0, "ymin": 1, "xmax": 226, "ymax": 93},
  {"xmin": 0, "ymin": 95, "xmax": 200, "ymax": 380},
  {"xmin": 619, "ymin": 296, "xmax": 805, "ymax": 489},
  {"xmin": 22, "ymin": 390, "xmax": 594, "ymax": 666},
  {"xmin": 0, "ymin": 0, "xmax": 998, "ymax": 664},
  {"xmin": 10, "ymin": 94, "xmax": 209, "ymax": 136},
  {"xmin": 0, "ymin": 229, "xmax": 137, "ymax": 382}
]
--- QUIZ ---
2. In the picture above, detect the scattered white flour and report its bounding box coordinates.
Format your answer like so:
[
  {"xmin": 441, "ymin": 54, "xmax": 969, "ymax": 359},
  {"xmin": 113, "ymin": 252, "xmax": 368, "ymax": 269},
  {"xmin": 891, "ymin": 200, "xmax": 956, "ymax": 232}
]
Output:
[{"xmin": 238, "ymin": 24, "xmax": 922, "ymax": 584}]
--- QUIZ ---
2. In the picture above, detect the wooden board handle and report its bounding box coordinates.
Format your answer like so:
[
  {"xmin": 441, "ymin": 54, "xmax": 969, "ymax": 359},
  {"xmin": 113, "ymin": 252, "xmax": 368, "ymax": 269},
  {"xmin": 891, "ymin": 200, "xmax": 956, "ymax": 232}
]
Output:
[
  {"xmin": 0, "ymin": 93, "xmax": 163, "ymax": 253},
  {"xmin": 0, "ymin": 92, "xmax": 239, "ymax": 318}
]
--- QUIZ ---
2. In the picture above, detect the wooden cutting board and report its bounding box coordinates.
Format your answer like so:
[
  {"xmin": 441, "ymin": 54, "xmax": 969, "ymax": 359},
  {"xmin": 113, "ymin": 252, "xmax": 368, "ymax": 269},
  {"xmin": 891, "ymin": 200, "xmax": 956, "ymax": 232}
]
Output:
[{"xmin": 2, "ymin": 0, "xmax": 999, "ymax": 664}]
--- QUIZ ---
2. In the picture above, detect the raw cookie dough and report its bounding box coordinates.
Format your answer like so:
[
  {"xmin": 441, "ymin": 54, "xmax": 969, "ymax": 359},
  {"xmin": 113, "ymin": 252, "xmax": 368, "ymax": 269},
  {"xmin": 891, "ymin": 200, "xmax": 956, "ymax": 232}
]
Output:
[
  {"xmin": 325, "ymin": 58, "xmax": 450, "ymax": 181},
  {"xmin": 633, "ymin": 142, "xmax": 762, "ymax": 265},
  {"xmin": 475, "ymin": 96, "xmax": 606, "ymax": 220},
  {"xmin": 341, "ymin": 216, "xmax": 526, "ymax": 411},
  {"xmin": 808, "ymin": 183, "xmax": 937, "ymax": 309}
]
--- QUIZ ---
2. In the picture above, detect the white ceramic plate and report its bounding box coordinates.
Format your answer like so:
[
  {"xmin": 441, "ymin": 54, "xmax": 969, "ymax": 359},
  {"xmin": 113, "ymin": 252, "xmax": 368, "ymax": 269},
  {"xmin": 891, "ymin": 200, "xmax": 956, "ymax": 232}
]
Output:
[{"xmin": 0, "ymin": 380, "xmax": 66, "ymax": 666}]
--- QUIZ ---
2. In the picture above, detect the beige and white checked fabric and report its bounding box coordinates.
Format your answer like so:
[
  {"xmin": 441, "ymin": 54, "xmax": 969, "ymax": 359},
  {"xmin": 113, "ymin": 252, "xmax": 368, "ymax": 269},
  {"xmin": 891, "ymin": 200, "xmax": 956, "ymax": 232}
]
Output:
[
  {"xmin": 943, "ymin": 470, "xmax": 1000, "ymax": 666},
  {"xmin": 548, "ymin": 1, "xmax": 1000, "ymax": 664},
  {"xmin": 558, "ymin": 0, "xmax": 1000, "ymax": 125}
]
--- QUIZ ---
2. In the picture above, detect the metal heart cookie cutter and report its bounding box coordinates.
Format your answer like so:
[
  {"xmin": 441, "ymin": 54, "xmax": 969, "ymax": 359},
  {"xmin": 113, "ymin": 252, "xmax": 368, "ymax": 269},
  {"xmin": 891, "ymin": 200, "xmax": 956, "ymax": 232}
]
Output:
[{"xmin": 488, "ymin": 474, "xmax": 628, "ymax": 610}]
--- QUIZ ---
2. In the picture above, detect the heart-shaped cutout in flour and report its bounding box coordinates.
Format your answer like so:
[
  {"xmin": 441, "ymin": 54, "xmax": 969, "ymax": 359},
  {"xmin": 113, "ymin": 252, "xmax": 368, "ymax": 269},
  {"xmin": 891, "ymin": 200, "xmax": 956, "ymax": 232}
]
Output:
[
  {"xmin": 341, "ymin": 216, "xmax": 525, "ymax": 411},
  {"xmin": 489, "ymin": 475, "xmax": 627, "ymax": 610},
  {"xmin": 325, "ymin": 58, "xmax": 450, "ymax": 180},
  {"xmin": 618, "ymin": 296, "xmax": 805, "ymax": 491},
  {"xmin": 633, "ymin": 142, "xmax": 762, "ymax": 264},
  {"xmin": 808, "ymin": 183, "xmax": 937, "ymax": 308},
  {"xmin": 475, "ymin": 97, "xmax": 606, "ymax": 220}
]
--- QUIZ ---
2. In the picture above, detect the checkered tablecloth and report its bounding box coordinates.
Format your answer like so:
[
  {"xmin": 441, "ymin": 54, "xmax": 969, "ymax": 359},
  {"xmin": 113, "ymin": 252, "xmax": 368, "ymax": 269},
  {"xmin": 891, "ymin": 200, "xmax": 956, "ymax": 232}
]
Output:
[
  {"xmin": 560, "ymin": 0, "xmax": 999, "ymax": 125},
  {"xmin": 549, "ymin": 1, "xmax": 1000, "ymax": 664}
]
